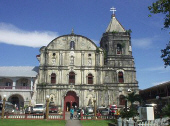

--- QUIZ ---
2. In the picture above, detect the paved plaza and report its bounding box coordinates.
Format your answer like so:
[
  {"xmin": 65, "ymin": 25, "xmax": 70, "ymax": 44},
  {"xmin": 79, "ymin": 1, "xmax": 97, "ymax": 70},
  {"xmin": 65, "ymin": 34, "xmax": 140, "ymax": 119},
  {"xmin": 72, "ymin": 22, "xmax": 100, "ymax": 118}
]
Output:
[{"xmin": 65, "ymin": 112, "xmax": 82, "ymax": 126}]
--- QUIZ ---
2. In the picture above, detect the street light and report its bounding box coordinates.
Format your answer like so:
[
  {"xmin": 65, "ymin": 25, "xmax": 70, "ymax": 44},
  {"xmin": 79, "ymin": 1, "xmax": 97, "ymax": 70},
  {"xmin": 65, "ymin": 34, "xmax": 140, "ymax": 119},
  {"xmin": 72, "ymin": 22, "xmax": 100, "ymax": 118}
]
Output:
[
  {"xmin": 156, "ymin": 96, "xmax": 162, "ymax": 117},
  {"xmin": 1, "ymin": 95, "xmax": 6, "ymax": 119},
  {"xmin": 45, "ymin": 95, "xmax": 50, "ymax": 120},
  {"xmin": 93, "ymin": 99, "xmax": 96, "ymax": 119}
]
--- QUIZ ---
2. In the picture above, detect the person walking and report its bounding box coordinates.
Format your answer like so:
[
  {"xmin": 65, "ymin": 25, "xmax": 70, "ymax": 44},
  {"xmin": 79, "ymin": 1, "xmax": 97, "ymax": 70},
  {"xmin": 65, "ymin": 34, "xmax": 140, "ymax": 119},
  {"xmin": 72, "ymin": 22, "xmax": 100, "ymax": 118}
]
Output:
[{"xmin": 70, "ymin": 107, "xmax": 74, "ymax": 119}]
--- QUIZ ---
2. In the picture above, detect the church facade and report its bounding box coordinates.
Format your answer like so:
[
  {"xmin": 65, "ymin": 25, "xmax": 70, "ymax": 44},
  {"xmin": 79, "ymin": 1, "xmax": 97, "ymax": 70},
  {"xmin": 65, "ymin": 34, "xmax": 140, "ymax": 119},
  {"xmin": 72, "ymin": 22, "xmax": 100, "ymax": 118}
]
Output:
[{"xmin": 36, "ymin": 14, "xmax": 138, "ymax": 111}]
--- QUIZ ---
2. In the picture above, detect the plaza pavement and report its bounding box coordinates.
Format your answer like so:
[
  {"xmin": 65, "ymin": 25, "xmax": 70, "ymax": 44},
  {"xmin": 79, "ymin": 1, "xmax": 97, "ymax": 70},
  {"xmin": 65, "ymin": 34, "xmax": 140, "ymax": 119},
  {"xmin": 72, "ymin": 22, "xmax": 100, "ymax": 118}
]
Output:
[{"xmin": 65, "ymin": 112, "xmax": 82, "ymax": 126}]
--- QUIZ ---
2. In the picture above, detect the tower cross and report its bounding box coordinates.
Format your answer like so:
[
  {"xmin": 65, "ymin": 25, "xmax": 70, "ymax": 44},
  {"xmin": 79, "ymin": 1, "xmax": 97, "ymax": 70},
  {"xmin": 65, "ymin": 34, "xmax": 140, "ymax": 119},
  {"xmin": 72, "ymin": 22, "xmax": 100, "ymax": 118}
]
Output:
[{"xmin": 110, "ymin": 7, "xmax": 116, "ymax": 14}]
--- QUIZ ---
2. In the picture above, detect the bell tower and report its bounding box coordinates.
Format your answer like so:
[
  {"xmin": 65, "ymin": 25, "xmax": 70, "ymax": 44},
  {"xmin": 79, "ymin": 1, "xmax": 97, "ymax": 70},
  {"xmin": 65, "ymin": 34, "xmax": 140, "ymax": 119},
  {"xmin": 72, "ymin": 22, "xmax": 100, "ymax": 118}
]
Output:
[
  {"xmin": 100, "ymin": 9, "xmax": 138, "ymax": 92},
  {"xmin": 100, "ymin": 14, "xmax": 133, "ymax": 66}
]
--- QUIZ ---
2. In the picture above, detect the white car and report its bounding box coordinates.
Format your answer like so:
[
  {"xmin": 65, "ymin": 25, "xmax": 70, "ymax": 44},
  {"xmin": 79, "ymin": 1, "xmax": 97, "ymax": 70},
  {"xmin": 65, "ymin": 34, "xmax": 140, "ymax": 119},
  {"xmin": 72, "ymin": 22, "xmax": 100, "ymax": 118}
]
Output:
[
  {"xmin": 33, "ymin": 104, "xmax": 45, "ymax": 114},
  {"xmin": 85, "ymin": 106, "xmax": 94, "ymax": 114}
]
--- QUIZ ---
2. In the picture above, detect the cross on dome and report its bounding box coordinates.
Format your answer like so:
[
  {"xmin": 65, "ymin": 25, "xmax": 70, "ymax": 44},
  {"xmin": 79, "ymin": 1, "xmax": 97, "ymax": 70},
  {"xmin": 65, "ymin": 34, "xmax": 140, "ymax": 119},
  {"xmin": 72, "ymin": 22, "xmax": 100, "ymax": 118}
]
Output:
[{"xmin": 110, "ymin": 7, "xmax": 116, "ymax": 14}]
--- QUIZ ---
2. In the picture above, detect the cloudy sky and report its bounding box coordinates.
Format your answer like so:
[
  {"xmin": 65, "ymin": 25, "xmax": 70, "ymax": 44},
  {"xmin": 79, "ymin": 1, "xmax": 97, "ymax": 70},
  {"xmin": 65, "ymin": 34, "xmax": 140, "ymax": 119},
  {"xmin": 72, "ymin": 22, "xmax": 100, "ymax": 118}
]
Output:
[{"xmin": 0, "ymin": 0, "xmax": 169, "ymax": 89}]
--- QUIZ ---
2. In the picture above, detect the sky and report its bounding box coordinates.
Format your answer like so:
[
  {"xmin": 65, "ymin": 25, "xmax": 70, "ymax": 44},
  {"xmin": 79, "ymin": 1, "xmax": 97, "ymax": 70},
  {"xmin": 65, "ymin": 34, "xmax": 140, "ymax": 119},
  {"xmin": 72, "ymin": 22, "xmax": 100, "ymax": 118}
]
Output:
[{"xmin": 0, "ymin": 0, "xmax": 169, "ymax": 89}]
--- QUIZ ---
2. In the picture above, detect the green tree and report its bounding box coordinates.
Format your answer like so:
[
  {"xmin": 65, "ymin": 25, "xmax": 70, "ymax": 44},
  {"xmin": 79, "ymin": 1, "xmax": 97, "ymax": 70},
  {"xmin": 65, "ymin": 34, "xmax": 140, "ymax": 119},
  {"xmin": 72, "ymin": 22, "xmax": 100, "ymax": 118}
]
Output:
[
  {"xmin": 125, "ymin": 92, "xmax": 142, "ymax": 107},
  {"xmin": 120, "ymin": 92, "xmax": 142, "ymax": 118},
  {"xmin": 148, "ymin": 0, "xmax": 170, "ymax": 67},
  {"xmin": 148, "ymin": 0, "xmax": 170, "ymax": 28},
  {"xmin": 120, "ymin": 108, "xmax": 138, "ymax": 118},
  {"xmin": 161, "ymin": 41, "xmax": 170, "ymax": 67},
  {"xmin": 162, "ymin": 104, "xmax": 170, "ymax": 117}
]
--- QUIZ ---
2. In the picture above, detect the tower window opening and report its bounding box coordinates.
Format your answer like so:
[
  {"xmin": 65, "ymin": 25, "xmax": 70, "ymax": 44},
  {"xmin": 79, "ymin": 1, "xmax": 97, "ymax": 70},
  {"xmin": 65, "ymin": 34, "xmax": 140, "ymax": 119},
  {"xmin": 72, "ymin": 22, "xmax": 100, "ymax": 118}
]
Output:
[
  {"xmin": 88, "ymin": 74, "xmax": 93, "ymax": 84},
  {"xmin": 70, "ymin": 41, "xmax": 75, "ymax": 50},
  {"xmin": 117, "ymin": 44, "xmax": 122, "ymax": 54},
  {"xmin": 69, "ymin": 72, "xmax": 75, "ymax": 84},
  {"xmin": 51, "ymin": 73, "xmax": 56, "ymax": 84},
  {"xmin": 118, "ymin": 71, "xmax": 124, "ymax": 83}
]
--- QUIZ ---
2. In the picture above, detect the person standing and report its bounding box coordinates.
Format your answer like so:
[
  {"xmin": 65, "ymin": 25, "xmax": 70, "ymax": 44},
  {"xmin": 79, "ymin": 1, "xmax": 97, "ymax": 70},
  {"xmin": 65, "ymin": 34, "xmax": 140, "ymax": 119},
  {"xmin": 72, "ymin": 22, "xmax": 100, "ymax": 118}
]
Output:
[{"xmin": 70, "ymin": 107, "xmax": 74, "ymax": 119}]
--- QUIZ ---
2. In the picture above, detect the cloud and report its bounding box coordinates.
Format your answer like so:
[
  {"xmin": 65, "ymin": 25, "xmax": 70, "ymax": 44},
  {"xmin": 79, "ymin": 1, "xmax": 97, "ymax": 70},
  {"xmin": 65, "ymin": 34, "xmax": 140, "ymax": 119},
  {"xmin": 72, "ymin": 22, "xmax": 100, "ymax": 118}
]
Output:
[
  {"xmin": 140, "ymin": 66, "xmax": 170, "ymax": 73},
  {"xmin": 152, "ymin": 80, "xmax": 170, "ymax": 86},
  {"xmin": 132, "ymin": 37, "xmax": 154, "ymax": 49},
  {"xmin": 0, "ymin": 23, "xmax": 58, "ymax": 47}
]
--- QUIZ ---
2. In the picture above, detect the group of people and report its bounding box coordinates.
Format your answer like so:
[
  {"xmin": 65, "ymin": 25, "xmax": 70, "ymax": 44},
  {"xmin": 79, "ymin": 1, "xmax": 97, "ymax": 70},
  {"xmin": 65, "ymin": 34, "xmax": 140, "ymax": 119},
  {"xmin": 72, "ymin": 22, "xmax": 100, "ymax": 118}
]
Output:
[{"xmin": 70, "ymin": 106, "xmax": 83, "ymax": 119}]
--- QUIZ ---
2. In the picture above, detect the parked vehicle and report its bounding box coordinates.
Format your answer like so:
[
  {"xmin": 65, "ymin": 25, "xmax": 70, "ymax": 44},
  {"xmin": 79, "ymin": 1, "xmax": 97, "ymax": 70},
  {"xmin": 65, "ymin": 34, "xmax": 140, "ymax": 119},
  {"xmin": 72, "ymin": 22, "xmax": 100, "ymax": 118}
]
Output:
[
  {"xmin": 85, "ymin": 106, "xmax": 94, "ymax": 115},
  {"xmin": 109, "ymin": 105, "xmax": 117, "ymax": 115},
  {"xmin": 0, "ymin": 101, "xmax": 19, "ymax": 115},
  {"xmin": 25, "ymin": 106, "xmax": 34, "ymax": 114},
  {"xmin": 49, "ymin": 106, "xmax": 58, "ymax": 113},
  {"xmin": 97, "ymin": 107, "xmax": 109, "ymax": 115},
  {"xmin": 74, "ymin": 108, "xmax": 81, "ymax": 119},
  {"xmin": 33, "ymin": 104, "xmax": 45, "ymax": 114}
]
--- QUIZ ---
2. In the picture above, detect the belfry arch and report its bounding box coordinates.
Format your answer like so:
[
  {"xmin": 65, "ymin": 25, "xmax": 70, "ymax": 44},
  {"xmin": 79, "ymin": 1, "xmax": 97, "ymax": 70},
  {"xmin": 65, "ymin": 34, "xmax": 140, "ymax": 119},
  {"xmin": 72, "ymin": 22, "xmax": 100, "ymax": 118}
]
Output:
[{"xmin": 64, "ymin": 91, "xmax": 79, "ymax": 111}]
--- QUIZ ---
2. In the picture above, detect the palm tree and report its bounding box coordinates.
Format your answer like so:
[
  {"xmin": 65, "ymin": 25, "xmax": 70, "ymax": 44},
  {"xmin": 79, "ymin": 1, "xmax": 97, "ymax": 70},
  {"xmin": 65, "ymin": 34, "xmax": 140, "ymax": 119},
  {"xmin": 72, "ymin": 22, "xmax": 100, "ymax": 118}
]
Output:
[
  {"xmin": 125, "ymin": 92, "xmax": 142, "ymax": 109},
  {"xmin": 120, "ymin": 92, "xmax": 142, "ymax": 118}
]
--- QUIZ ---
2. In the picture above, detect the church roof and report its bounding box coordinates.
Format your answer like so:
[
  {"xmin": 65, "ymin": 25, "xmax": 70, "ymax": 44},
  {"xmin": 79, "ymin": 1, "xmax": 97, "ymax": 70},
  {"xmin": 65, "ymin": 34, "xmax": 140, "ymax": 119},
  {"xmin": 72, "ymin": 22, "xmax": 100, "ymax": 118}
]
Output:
[
  {"xmin": 0, "ymin": 66, "xmax": 38, "ymax": 77},
  {"xmin": 106, "ymin": 14, "xmax": 126, "ymax": 32}
]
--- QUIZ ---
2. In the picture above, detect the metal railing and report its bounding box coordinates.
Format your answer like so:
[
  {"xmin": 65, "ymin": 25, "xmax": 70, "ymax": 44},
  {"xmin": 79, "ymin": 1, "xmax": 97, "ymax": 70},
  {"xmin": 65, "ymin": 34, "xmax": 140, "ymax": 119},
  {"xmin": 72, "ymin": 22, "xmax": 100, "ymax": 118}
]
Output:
[
  {"xmin": 1, "ymin": 113, "xmax": 65, "ymax": 120},
  {"xmin": 0, "ymin": 86, "xmax": 31, "ymax": 90}
]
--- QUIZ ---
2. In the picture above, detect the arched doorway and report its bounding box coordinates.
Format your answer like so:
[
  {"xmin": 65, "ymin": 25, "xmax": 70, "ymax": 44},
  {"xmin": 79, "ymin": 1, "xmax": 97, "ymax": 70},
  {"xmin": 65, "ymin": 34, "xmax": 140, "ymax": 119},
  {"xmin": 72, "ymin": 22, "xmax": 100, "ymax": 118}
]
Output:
[
  {"xmin": 11, "ymin": 96, "xmax": 19, "ymax": 105},
  {"xmin": 8, "ymin": 94, "xmax": 24, "ymax": 110},
  {"xmin": 64, "ymin": 91, "xmax": 79, "ymax": 111},
  {"xmin": 66, "ymin": 102, "xmax": 71, "ymax": 111}
]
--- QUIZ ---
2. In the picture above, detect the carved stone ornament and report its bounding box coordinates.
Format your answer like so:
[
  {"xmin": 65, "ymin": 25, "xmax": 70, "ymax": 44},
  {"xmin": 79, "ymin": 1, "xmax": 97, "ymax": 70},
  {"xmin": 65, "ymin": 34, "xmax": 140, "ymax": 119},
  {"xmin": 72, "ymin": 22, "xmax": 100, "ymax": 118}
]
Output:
[{"xmin": 52, "ymin": 59, "xmax": 56, "ymax": 65}]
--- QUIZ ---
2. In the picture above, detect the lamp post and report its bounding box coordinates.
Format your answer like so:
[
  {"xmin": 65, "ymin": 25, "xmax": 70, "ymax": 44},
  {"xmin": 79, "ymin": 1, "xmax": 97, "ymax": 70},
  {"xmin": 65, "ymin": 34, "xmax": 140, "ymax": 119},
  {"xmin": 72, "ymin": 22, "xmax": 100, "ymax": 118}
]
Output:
[
  {"xmin": 45, "ymin": 95, "xmax": 50, "ymax": 120},
  {"xmin": 93, "ymin": 99, "xmax": 96, "ymax": 119},
  {"xmin": 156, "ymin": 96, "xmax": 162, "ymax": 117},
  {"xmin": 1, "ymin": 95, "xmax": 6, "ymax": 119}
]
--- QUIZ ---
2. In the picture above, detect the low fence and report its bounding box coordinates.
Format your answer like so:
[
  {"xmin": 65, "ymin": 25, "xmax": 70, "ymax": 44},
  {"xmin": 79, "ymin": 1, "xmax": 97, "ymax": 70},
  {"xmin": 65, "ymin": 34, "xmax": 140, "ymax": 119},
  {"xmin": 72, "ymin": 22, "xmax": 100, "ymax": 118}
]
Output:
[
  {"xmin": 1, "ymin": 113, "xmax": 65, "ymax": 120},
  {"xmin": 80, "ymin": 114, "xmax": 117, "ymax": 120},
  {"xmin": 117, "ymin": 117, "xmax": 170, "ymax": 126}
]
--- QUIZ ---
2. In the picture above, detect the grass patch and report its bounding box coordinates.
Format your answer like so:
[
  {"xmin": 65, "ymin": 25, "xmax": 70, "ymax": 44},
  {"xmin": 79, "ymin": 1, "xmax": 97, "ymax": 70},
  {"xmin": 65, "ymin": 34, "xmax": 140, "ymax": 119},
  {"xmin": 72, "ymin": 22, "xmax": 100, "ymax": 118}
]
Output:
[
  {"xmin": 0, "ymin": 119, "xmax": 66, "ymax": 126},
  {"xmin": 81, "ymin": 120, "xmax": 116, "ymax": 126}
]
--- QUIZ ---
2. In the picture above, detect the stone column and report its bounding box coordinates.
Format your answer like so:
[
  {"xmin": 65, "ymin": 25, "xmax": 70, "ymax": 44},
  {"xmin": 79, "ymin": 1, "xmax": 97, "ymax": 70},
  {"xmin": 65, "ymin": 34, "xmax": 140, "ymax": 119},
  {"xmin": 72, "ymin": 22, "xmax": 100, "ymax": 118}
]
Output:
[
  {"xmin": 59, "ymin": 70, "xmax": 61, "ymax": 84},
  {"xmin": 100, "ymin": 70, "xmax": 103, "ymax": 84},
  {"xmin": 59, "ymin": 90, "xmax": 61, "ymax": 106},
  {"xmin": 59, "ymin": 52, "xmax": 61, "ymax": 65},
  {"xmin": 12, "ymin": 78, "xmax": 17, "ymax": 89},
  {"xmin": 95, "ymin": 53, "xmax": 99, "ymax": 66},
  {"xmin": 59, "ymin": 51, "xmax": 63, "ymax": 66},
  {"xmin": 82, "ymin": 70, "xmax": 84, "ymax": 84},
  {"xmin": 81, "ymin": 70, "xmax": 82, "ymax": 85},
  {"xmin": 81, "ymin": 52, "xmax": 84, "ymax": 66},
  {"xmin": 31, "ymin": 78, "xmax": 33, "ymax": 91},
  {"xmin": 60, "ymin": 70, "xmax": 62, "ymax": 84}
]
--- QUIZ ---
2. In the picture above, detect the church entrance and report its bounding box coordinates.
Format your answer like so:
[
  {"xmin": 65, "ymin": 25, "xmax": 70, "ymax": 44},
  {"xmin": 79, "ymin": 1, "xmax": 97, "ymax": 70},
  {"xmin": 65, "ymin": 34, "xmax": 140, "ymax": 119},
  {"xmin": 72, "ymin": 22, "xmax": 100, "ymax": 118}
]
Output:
[{"xmin": 64, "ymin": 91, "xmax": 79, "ymax": 111}]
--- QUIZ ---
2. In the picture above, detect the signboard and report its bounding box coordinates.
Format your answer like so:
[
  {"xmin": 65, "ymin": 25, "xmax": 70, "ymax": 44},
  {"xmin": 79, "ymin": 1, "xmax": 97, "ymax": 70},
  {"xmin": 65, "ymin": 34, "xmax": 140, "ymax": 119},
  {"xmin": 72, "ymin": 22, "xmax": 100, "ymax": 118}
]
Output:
[{"xmin": 138, "ymin": 107, "xmax": 154, "ymax": 120}]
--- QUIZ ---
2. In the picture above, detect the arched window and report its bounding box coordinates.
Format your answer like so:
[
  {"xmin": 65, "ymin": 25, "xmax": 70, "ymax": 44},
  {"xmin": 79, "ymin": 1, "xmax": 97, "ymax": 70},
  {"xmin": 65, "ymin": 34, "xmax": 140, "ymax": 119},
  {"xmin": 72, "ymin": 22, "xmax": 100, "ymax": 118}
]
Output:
[
  {"xmin": 88, "ymin": 74, "xmax": 93, "ymax": 84},
  {"xmin": 119, "ymin": 95, "xmax": 126, "ymax": 105},
  {"xmin": 118, "ymin": 71, "xmax": 124, "ymax": 83},
  {"xmin": 51, "ymin": 73, "xmax": 56, "ymax": 84},
  {"xmin": 117, "ymin": 44, "xmax": 122, "ymax": 54},
  {"xmin": 21, "ymin": 78, "xmax": 28, "ymax": 86},
  {"xmin": 70, "ymin": 41, "xmax": 75, "ymax": 50},
  {"xmin": 69, "ymin": 72, "xmax": 75, "ymax": 84}
]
